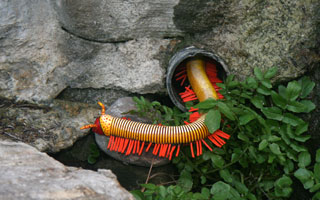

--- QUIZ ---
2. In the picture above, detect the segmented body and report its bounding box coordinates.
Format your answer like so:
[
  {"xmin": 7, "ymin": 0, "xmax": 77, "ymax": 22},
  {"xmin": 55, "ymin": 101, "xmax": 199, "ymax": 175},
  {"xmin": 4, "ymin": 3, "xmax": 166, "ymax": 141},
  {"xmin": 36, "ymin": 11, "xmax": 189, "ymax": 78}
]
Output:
[{"xmin": 100, "ymin": 115, "xmax": 208, "ymax": 144}]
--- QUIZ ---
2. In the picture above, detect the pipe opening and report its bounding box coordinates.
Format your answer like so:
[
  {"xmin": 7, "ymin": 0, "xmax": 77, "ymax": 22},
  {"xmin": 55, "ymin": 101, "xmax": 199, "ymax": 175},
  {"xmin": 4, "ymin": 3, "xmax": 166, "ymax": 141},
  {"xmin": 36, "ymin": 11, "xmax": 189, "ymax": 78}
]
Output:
[{"xmin": 166, "ymin": 47, "xmax": 229, "ymax": 111}]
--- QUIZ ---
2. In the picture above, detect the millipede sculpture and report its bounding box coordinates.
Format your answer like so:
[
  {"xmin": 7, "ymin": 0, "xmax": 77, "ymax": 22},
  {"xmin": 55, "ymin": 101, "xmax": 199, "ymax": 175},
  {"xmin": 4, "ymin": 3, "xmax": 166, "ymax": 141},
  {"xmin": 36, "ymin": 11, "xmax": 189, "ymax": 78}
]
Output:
[{"xmin": 81, "ymin": 59, "xmax": 230, "ymax": 160}]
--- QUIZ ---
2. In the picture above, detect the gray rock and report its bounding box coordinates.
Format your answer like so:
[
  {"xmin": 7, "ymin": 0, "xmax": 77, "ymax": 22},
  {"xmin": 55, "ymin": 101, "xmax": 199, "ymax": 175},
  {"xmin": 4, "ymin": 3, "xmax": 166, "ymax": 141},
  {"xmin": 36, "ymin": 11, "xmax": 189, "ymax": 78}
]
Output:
[
  {"xmin": 95, "ymin": 97, "xmax": 170, "ymax": 167},
  {"xmin": 0, "ymin": 140, "xmax": 133, "ymax": 200},
  {"xmin": 176, "ymin": 0, "xmax": 320, "ymax": 80},
  {"xmin": 70, "ymin": 38, "xmax": 170, "ymax": 94},
  {"xmin": 0, "ymin": 98, "xmax": 100, "ymax": 153},
  {"xmin": 0, "ymin": 1, "xmax": 172, "ymax": 103},
  {"xmin": 0, "ymin": 0, "xmax": 99, "ymax": 103},
  {"xmin": 53, "ymin": 0, "xmax": 183, "ymax": 42}
]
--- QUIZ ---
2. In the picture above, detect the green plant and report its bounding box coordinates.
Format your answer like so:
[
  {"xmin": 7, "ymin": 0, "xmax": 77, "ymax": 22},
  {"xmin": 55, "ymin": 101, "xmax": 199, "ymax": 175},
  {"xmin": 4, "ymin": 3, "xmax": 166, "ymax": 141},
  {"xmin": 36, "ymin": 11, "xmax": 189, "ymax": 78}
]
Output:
[
  {"xmin": 131, "ymin": 67, "xmax": 319, "ymax": 200},
  {"xmin": 87, "ymin": 142, "xmax": 100, "ymax": 164}
]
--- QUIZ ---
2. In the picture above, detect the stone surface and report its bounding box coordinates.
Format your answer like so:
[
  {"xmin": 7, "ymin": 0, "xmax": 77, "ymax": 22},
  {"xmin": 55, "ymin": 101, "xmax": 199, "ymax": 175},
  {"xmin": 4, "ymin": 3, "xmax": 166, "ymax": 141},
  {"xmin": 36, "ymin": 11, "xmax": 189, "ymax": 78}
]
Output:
[
  {"xmin": 0, "ymin": 140, "xmax": 133, "ymax": 200},
  {"xmin": 94, "ymin": 97, "xmax": 170, "ymax": 167},
  {"xmin": 70, "ymin": 38, "xmax": 170, "ymax": 94},
  {"xmin": 0, "ymin": 98, "xmax": 100, "ymax": 153},
  {"xmin": 53, "ymin": 0, "xmax": 183, "ymax": 42},
  {"xmin": 173, "ymin": 0, "xmax": 320, "ymax": 80},
  {"xmin": 0, "ymin": 0, "xmax": 173, "ymax": 103}
]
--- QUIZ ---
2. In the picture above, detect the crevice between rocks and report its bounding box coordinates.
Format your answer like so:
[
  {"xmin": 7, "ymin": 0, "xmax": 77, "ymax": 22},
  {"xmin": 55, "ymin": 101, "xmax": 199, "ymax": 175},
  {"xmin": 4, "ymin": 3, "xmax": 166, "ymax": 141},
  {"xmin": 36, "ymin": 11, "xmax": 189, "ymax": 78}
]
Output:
[{"xmin": 60, "ymin": 26, "xmax": 133, "ymax": 44}]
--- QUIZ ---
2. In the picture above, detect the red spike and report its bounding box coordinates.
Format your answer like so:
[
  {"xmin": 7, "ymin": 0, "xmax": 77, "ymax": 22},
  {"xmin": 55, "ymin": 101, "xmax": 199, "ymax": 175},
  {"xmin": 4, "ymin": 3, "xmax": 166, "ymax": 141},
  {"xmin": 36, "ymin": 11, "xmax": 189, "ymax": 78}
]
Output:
[
  {"xmin": 118, "ymin": 138, "xmax": 124, "ymax": 152},
  {"xmin": 153, "ymin": 144, "xmax": 161, "ymax": 155},
  {"xmin": 146, "ymin": 142, "xmax": 152, "ymax": 152},
  {"xmin": 115, "ymin": 137, "xmax": 121, "ymax": 151},
  {"xmin": 110, "ymin": 136, "xmax": 118, "ymax": 151},
  {"xmin": 184, "ymin": 121, "xmax": 190, "ymax": 125},
  {"xmin": 132, "ymin": 140, "xmax": 137, "ymax": 154},
  {"xmin": 176, "ymin": 145, "xmax": 181, "ymax": 157},
  {"xmin": 188, "ymin": 107, "xmax": 199, "ymax": 112},
  {"xmin": 189, "ymin": 112, "xmax": 201, "ymax": 122},
  {"xmin": 196, "ymin": 140, "xmax": 199, "ymax": 156},
  {"xmin": 199, "ymin": 140, "xmax": 203, "ymax": 155},
  {"xmin": 136, "ymin": 140, "xmax": 140, "ymax": 154},
  {"xmin": 176, "ymin": 74, "xmax": 186, "ymax": 81},
  {"xmin": 208, "ymin": 135, "xmax": 222, "ymax": 148},
  {"xmin": 121, "ymin": 138, "xmax": 130, "ymax": 153},
  {"xmin": 166, "ymin": 144, "xmax": 172, "ymax": 158},
  {"xmin": 169, "ymin": 145, "xmax": 176, "ymax": 160},
  {"xmin": 175, "ymin": 69, "xmax": 186, "ymax": 77},
  {"xmin": 216, "ymin": 130, "xmax": 230, "ymax": 139},
  {"xmin": 138, "ymin": 142, "xmax": 145, "ymax": 155},
  {"xmin": 180, "ymin": 76, "xmax": 187, "ymax": 86},
  {"xmin": 125, "ymin": 140, "xmax": 134, "ymax": 155},
  {"xmin": 162, "ymin": 144, "xmax": 168, "ymax": 157},
  {"xmin": 190, "ymin": 142, "xmax": 195, "ymax": 158},
  {"xmin": 107, "ymin": 136, "xmax": 114, "ymax": 150},
  {"xmin": 202, "ymin": 139, "xmax": 213, "ymax": 151},
  {"xmin": 213, "ymin": 134, "xmax": 226, "ymax": 145}
]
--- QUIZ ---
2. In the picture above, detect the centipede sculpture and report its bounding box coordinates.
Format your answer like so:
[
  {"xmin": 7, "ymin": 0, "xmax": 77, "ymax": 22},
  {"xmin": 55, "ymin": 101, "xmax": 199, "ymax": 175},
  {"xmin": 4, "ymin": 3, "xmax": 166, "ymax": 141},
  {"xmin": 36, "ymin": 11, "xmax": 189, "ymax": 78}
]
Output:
[{"xmin": 81, "ymin": 59, "xmax": 230, "ymax": 160}]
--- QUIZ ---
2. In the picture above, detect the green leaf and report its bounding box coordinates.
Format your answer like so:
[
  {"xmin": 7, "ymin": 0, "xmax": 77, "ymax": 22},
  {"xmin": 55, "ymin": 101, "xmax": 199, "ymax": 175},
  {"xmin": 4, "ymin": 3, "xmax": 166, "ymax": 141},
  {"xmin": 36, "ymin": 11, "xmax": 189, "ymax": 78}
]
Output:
[
  {"xmin": 275, "ymin": 175, "xmax": 293, "ymax": 188},
  {"xmin": 300, "ymin": 100, "xmax": 316, "ymax": 113},
  {"xmin": 257, "ymin": 85, "xmax": 271, "ymax": 95},
  {"xmin": 201, "ymin": 188, "xmax": 210, "ymax": 199},
  {"xmin": 205, "ymin": 109, "xmax": 221, "ymax": 133},
  {"xmin": 194, "ymin": 98, "xmax": 217, "ymax": 109},
  {"xmin": 217, "ymin": 102, "xmax": 236, "ymax": 121},
  {"xmin": 290, "ymin": 142, "xmax": 307, "ymax": 152},
  {"xmin": 219, "ymin": 169, "xmax": 233, "ymax": 183},
  {"xmin": 141, "ymin": 183, "xmax": 157, "ymax": 190},
  {"xmin": 200, "ymin": 176, "xmax": 207, "ymax": 184},
  {"xmin": 264, "ymin": 67, "xmax": 278, "ymax": 79},
  {"xmin": 282, "ymin": 113, "xmax": 303, "ymax": 126},
  {"xmin": 258, "ymin": 139, "xmax": 268, "ymax": 151},
  {"xmin": 178, "ymin": 170, "xmax": 193, "ymax": 192},
  {"xmin": 269, "ymin": 143, "xmax": 282, "ymax": 155},
  {"xmin": 316, "ymin": 149, "xmax": 320, "ymax": 163},
  {"xmin": 211, "ymin": 182, "xmax": 240, "ymax": 200},
  {"xmin": 130, "ymin": 190, "xmax": 145, "ymax": 200},
  {"xmin": 294, "ymin": 135, "xmax": 311, "ymax": 142},
  {"xmin": 310, "ymin": 183, "xmax": 320, "ymax": 193},
  {"xmin": 313, "ymin": 192, "xmax": 320, "ymax": 200},
  {"xmin": 250, "ymin": 95, "xmax": 265, "ymax": 109},
  {"xmin": 159, "ymin": 185, "xmax": 167, "ymax": 198},
  {"xmin": 294, "ymin": 168, "xmax": 314, "ymax": 189},
  {"xmin": 239, "ymin": 113, "xmax": 255, "ymax": 125},
  {"xmin": 261, "ymin": 79, "xmax": 272, "ymax": 88},
  {"xmin": 246, "ymin": 77, "xmax": 258, "ymax": 88},
  {"xmin": 298, "ymin": 152, "xmax": 311, "ymax": 168},
  {"xmin": 314, "ymin": 163, "xmax": 320, "ymax": 181},
  {"xmin": 299, "ymin": 76, "xmax": 315, "ymax": 98},
  {"xmin": 286, "ymin": 81, "xmax": 301, "ymax": 101},
  {"xmin": 87, "ymin": 155, "xmax": 97, "ymax": 164},
  {"xmin": 261, "ymin": 107, "xmax": 283, "ymax": 121},
  {"xmin": 271, "ymin": 91, "xmax": 287, "ymax": 108},
  {"xmin": 295, "ymin": 122, "xmax": 308, "ymax": 135},
  {"xmin": 211, "ymin": 154, "xmax": 225, "ymax": 169},
  {"xmin": 234, "ymin": 181, "xmax": 249, "ymax": 194},
  {"xmin": 254, "ymin": 67, "xmax": 263, "ymax": 80}
]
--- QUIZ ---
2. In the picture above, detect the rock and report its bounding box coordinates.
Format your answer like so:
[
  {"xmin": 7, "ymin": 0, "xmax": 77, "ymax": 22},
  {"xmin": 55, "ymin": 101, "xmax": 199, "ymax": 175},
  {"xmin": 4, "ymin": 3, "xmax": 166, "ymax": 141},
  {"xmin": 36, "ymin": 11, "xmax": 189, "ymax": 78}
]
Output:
[
  {"xmin": 0, "ymin": 0, "xmax": 99, "ymax": 103},
  {"xmin": 53, "ymin": 0, "xmax": 183, "ymax": 42},
  {"xmin": 173, "ymin": 0, "xmax": 320, "ymax": 80},
  {"xmin": 95, "ymin": 97, "xmax": 170, "ymax": 167},
  {"xmin": 69, "ymin": 38, "xmax": 170, "ymax": 94},
  {"xmin": 0, "ymin": 140, "xmax": 133, "ymax": 200},
  {"xmin": 0, "ymin": 98, "xmax": 100, "ymax": 153},
  {"xmin": 0, "ymin": 1, "xmax": 173, "ymax": 103}
]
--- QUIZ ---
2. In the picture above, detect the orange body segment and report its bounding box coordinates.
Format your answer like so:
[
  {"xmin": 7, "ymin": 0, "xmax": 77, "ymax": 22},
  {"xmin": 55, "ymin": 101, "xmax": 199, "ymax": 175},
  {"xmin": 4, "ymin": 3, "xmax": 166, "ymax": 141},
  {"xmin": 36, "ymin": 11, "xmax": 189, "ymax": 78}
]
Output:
[{"xmin": 187, "ymin": 59, "xmax": 219, "ymax": 101}]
